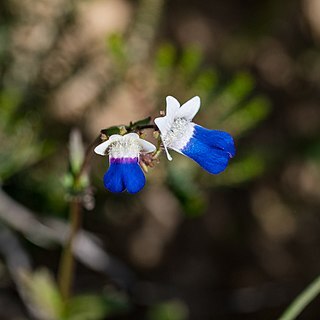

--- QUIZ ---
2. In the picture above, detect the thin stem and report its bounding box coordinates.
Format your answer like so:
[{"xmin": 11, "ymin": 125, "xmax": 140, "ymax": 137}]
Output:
[
  {"xmin": 278, "ymin": 275, "xmax": 320, "ymax": 320},
  {"xmin": 135, "ymin": 124, "xmax": 158, "ymax": 131},
  {"xmin": 58, "ymin": 135, "xmax": 99, "ymax": 303},
  {"xmin": 58, "ymin": 199, "xmax": 81, "ymax": 303}
]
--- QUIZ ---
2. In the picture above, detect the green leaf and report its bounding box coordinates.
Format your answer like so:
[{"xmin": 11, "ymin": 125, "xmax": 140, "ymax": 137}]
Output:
[
  {"xmin": 19, "ymin": 268, "xmax": 63, "ymax": 320},
  {"xmin": 130, "ymin": 116, "xmax": 152, "ymax": 128},
  {"xmin": 65, "ymin": 294, "xmax": 109, "ymax": 320},
  {"xmin": 65, "ymin": 290, "xmax": 129, "ymax": 320},
  {"xmin": 100, "ymin": 126, "xmax": 122, "ymax": 137},
  {"xmin": 147, "ymin": 300, "xmax": 188, "ymax": 320}
]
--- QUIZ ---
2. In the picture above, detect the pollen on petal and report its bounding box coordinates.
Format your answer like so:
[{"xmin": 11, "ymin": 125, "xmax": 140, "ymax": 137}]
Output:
[{"xmin": 181, "ymin": 137, "xmax": 231, "ymax": 174}]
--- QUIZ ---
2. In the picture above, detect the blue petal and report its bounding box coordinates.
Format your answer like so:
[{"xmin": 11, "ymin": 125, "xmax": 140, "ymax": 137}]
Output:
[
  {"xmin": 122, "ymin": 162, "xmax": 146, "ymax": 194},
  {"xmin": 193, "ymin": 125, "xmax": 236, "ymax": 158},
  {"xmin": 103, "ymin": 162, "xmax": 125, "ymax": 193},
  {"xmin": 182, "ymin": 137, "xmax": 231, "ymax": 174}
]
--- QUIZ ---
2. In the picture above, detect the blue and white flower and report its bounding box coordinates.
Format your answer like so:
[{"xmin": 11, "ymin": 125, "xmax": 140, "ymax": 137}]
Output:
[
  {"xmin": 154, "ymin": 96, "xmax": 235, "ymax": 174},
  {"xmin": 94, "ymin": 133, "xmax": 156, "ymax": 193}
]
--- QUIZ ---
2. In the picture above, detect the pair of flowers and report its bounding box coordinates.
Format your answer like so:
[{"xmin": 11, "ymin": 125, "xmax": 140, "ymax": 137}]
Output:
[{"xmin": 94, "ymin": 96, "xmax": 235, "ymax": 193}]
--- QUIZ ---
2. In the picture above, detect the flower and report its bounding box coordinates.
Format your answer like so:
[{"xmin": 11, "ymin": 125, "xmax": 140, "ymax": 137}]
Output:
[
  {"xmin": 154, "ymin": 96, "xmax": 235, "ymax": 174},
  {"xmin": 94, "ymin": 133, "xmax": 156, "ymax": 193}
]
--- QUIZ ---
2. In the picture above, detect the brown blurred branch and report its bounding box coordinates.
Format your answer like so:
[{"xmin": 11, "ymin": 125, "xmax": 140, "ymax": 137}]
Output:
[{"xmin": 0, "ymin": 189, "xmax": 133, "ymax": 287}]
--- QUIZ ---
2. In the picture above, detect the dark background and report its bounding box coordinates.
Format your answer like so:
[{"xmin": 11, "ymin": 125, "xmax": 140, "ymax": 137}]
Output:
[{"xmin": 0, "ymin": 0, "xmax": 320, "ymax": 319}]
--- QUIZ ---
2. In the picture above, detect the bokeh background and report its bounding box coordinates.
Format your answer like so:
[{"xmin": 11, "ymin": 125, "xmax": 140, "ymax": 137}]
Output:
[{"xmin": 1, "ymin": 0, "xmax": 320, "ymax": 319}]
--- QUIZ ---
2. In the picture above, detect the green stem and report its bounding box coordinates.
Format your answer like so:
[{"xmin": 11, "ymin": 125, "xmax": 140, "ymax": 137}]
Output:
[
  {"xmin": 278, "ymin": 275, "xmax": 320, "ymax": 320},
  {"xmin": 58, "ymin": 133, "xmax": 100, "ymax": 304},
  {"xmin": 58, "ymin": 199, "xmax": 82, "ymax": 303}
]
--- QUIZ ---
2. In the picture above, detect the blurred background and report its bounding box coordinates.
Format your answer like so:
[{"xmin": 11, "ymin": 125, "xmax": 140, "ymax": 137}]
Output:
[{"xmin": 1, "ymin": 0, "xmax": 320, "ymax": 319}]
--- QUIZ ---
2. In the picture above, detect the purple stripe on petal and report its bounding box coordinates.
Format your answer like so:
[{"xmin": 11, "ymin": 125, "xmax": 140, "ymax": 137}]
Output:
[
  {"xmin": 110, "ymin": 157, "xmax": 138, "ymax": 164},
  {"xmin": 104, "ymin": 157, "xmax": 145, "ymax": 193}
]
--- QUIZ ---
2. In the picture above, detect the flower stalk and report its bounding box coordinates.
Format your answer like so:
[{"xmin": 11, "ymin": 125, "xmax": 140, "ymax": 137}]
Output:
[
  {"xmin": 58, "ymin": 130, "xmax": 100, "ymax": 304},
  {"xmin": 58, "ymin": 198, "xmax": 81, "ymax": 303}
]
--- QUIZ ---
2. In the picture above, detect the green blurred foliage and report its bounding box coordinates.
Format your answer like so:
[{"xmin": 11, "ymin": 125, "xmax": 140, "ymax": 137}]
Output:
[
  {"xmin": 167, "ymin": 157, "xmax": 206, "ymax": 217},
  {"xmin": 0, "ymin": 89, "xmax": 49, "ymax": 182},
  {"xmin": 106, "ymin": 33, "xmax": 128, "ymax": 76},
  {"xmin": 63, "ymin": 129, "xmax": 90, "ymax": 198},
  {"xmin": 66, "ymin": 295, "xmax": 109, "ymax": 320},
  {"xmin": 2, "ymin": 0, "xmax": 319, "ymax": 319},
  {"xmin": 154, "ymin": 43, "xmax": 176, "ymax": 81},
  {"xmin": 20, "ymin": 269, "xmax": 128, "ymax": 320},
  {"xmin": 147, "ymin": 300, "xmax": 188, "ymax": 320},
  {"xmin": 20, "ymin": 269, "xmax": 64, "ymax": 320}
]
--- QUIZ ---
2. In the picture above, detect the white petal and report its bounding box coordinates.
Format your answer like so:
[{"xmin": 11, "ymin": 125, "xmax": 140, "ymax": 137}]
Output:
[
  {"xmin": 123, "ymin": 132, "xmax": 139, "ymax": 141},
  {"xmin": 154, "ymin": 96, "xmax": 181, "ymax": 136},
  {"xmin": 154, "ymin": 116, "xmax": 173, "ymax": 137},
  {"xmin": 138, "ymin": 139, "xmax": 156, "ymax": 153},
  {"xmin": 94, "ymin": 140, "xmax": 112, "ymax": 156},
  {"xmin": 176, "ymin": 96, "xmax": 200, "ymax": 121},
  {"xmin": 123, "ymin": 133, "xmax": 155, "ymax": 153},
  {"xmin": 108, "ymin": 134, "xmax": 122, "ymax": 142},
  {"xmin": 166, "ymin": 96, "xmax": 180, "ymax": 119}
]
